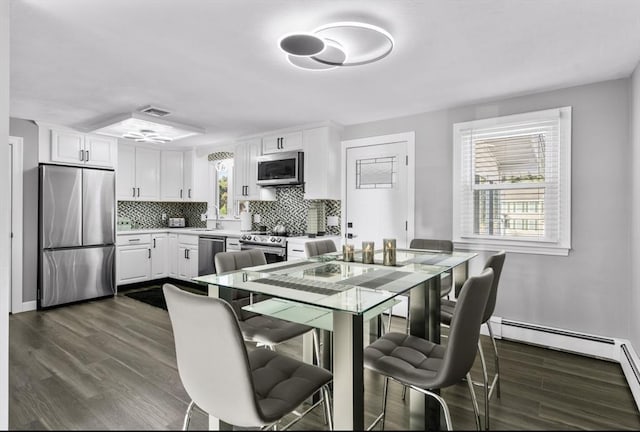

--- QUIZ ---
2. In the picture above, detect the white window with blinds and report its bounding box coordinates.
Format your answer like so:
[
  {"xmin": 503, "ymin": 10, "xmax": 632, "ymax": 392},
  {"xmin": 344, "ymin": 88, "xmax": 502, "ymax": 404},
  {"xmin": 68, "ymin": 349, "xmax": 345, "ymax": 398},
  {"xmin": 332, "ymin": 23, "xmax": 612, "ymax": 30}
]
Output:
[{"xmin": 453, "ymin": 107, "xmax": 571, "ymax": 255}]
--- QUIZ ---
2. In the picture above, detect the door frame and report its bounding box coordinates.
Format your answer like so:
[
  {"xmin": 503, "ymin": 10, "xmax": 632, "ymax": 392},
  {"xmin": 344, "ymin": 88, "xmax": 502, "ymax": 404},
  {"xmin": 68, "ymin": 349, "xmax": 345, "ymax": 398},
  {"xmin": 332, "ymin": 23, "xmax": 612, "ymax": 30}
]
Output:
[
  {"xmin": 9, "ymin": 136, "xmax": 23, "ymax": 313},
  {"xmin": 341, "ymin": 131, "xmax": 416, "ymax": 246}
]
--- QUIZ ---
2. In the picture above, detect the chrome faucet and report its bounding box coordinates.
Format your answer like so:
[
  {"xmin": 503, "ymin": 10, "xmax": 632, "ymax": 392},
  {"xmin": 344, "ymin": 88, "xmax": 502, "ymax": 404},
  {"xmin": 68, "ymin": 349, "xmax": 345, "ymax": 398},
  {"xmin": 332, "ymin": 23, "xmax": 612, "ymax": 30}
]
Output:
[{"xmin": 212, "ymin": 205, "xmax": 222, "ymax": 229}]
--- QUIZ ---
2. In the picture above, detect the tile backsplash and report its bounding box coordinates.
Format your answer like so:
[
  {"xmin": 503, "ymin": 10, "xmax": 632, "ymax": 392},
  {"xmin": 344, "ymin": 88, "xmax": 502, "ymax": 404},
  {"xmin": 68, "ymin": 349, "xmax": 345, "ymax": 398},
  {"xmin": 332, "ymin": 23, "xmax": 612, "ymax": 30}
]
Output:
[
  {"xmin": 117, "ymin": 201, "xmax": 207, "ymax": 229},
  {"xmin": 249, "ymin": 187, "xmax": 341, "ymax": 236}
]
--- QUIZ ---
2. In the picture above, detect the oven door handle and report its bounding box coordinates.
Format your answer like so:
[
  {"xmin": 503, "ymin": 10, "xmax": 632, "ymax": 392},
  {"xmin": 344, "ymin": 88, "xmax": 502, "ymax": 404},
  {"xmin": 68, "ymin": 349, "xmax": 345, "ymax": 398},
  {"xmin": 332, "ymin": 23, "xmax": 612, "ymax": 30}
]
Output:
[{"xmin": 240, "ymin": 244, "xmax": 287, "ymax": 257}]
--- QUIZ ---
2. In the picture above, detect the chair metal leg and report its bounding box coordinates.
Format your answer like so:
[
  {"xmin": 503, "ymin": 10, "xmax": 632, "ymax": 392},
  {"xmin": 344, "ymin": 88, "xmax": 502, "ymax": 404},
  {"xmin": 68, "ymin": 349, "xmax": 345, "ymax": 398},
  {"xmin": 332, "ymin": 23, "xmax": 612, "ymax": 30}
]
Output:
[
  {"xmin": 182, "ymin": 400, "xmax": 196, "ymax": 431},
  {"xmin": 465, "ymin": 372, "xmax": 481, "ymax": 431},
  {"xmin": 409, "ymin": 386, "xmax": 453, "ymax": 431},
  {"xmin": 486, "ymin": 321, "xmax": 501, "ymax": 399},
  {"xmin": 477, "ymin": 340, "xmax": 490, "ymax": 430},
  {"xmin": 322, "ymin": 384, "xmax": 334, "ymax": 431},
  {"xmin": 366, "ymin": 377, "xmax": 389, "ymax": 431}
]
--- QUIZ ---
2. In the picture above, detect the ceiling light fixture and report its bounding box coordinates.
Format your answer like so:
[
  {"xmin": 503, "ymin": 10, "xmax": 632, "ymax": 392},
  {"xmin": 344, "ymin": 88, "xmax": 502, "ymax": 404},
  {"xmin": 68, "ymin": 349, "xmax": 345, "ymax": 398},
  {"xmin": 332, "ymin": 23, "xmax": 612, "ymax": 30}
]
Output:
[
  {"xmin": 87, "ymin": 111, "xmax": 205, "ymax": 143},
  {"xmin": 279, "ymin": 21, "xmax": 393, "ymax": 71}
]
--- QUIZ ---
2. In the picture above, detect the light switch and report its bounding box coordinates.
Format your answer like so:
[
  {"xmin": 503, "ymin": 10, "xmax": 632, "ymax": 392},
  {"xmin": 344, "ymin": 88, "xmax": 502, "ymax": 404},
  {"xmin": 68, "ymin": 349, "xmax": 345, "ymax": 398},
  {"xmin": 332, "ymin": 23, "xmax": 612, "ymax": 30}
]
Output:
[
  {"xmin": 254, "ymin": 214, "xmax": 261, "ymax": 223},
  {"xmin": 200, "ymin": 213, "xmax": 207, "ymax": 221}
]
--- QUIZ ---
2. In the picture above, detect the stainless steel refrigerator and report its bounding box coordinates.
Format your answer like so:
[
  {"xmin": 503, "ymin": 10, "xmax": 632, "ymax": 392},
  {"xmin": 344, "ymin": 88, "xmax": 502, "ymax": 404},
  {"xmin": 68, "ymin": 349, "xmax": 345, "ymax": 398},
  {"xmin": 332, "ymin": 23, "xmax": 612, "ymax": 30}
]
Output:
[{"xmin": 39, "ymin": 164, "xmax": 116, "ymax": 308}]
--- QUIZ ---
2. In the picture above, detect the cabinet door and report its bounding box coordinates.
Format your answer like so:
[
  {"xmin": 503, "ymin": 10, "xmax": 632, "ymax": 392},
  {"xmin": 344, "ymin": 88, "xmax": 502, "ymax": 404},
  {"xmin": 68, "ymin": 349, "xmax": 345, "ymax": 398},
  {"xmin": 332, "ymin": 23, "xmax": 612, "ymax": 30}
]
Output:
[
  {"xmin": 116, "ymin": 144, "xmax": 137, "ymax": 200},
  {"xmin": 262, "ymin": 131, "xmax": 303, "ymax": 154},
  {"xmin": 177, "ymin": 246, "xmax": 197, "ymax": 279},
  {"xmin": 50, "ymin": 129, "xmax": 85, "ymax": 165},
  {"xmin": 233, "ymin": 141, "xmax": 248, "ymax": 201},
  {"xmin": 151, "ymin": 234, "xmax": 168, "ymax": 278},
  {"xmin": 183, "ymin": 150, "xmax": 194, "ymax": 201},
  {"xmin": 244, "ymin": 139, "xmax": 262, "ymax": 200},
  {"xmin": 84, "ymin": 135, "xmax": 117, "ymax": 168},
  {"xmin": 117, "ymin": 245, "xmax": 151, "ymax": 284},
  {"xmin": 303, "ymin": 126, "xmax": 341, "ymax": 200},
  {"xmin": 135, "ymin": 147, "xmax": 161, "ymax": 200},
  {"xmin": 168, "ymin": 234, "xmax": 178, "ymax": 277},
  {"xmin": 161, "ymin": 150, "xmax": 184, "ymax": 200}
]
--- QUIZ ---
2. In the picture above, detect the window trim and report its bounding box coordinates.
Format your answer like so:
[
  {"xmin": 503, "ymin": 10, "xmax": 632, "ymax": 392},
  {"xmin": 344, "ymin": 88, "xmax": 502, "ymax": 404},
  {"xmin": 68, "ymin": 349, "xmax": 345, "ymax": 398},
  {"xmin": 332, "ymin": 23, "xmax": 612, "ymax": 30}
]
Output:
[
  {"xmin": 452, "ymin": 106, "xmax": 572, "ymax": 256},
  {"xmin": 208, "ymin": 158, "xmax": 235, "ymax": 220}
]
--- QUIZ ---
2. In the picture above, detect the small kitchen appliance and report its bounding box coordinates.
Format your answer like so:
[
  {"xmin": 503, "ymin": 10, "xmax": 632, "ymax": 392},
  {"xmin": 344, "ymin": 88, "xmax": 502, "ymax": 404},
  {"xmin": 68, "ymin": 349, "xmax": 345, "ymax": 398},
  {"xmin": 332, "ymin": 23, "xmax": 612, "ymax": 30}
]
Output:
[{"xmin": 168, "ymin": 217, "xmax": 186, "ymax": 227}]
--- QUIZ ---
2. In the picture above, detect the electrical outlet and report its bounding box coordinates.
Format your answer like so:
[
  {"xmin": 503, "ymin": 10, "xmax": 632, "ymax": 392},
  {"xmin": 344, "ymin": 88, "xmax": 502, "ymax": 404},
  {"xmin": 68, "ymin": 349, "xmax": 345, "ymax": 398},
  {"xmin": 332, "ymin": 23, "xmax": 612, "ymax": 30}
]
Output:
[
  {"xmin": 161, "ymin": 213, "xmax": 167, "ymax": 221},
  {"xmin": 327, "ymin": 216, "xmax": 339, "ymax": 227},
  {"xmin": 200, "ymin": 213, "xmax": 207, "ymax": 221},
  {"xmin": 253, "ymin": 214, "xmax": 261, "ymax": 223}
]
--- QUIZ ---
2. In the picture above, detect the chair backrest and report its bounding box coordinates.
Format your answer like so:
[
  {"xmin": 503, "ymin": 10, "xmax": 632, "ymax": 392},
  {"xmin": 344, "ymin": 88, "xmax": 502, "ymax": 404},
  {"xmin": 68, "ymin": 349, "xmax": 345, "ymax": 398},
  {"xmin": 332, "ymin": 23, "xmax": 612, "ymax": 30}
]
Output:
[
  {"xmin": 482, "ymin": 251, "xmax": 506, "ymax": 323},
  {"xmin": 435, "ymin": 267, "xmax": 493, "ymax": 388},
  {"xmin": 215, "ymin": 249, "xmax": 267, "ymax": 274},
  {"xmin": 163, "ymin": 283, "xmax": 266, "ymax": 427},
  {"xmin": 304, "ymin": 239, "xmax": 338, "ymax": 258},
  {"xmin": 409, "ymin": 238, "xmax": 453, "ymax": 252},
  {"xmin": 214, "ymin": 250, "xmax": 268, "ymax": 320}
]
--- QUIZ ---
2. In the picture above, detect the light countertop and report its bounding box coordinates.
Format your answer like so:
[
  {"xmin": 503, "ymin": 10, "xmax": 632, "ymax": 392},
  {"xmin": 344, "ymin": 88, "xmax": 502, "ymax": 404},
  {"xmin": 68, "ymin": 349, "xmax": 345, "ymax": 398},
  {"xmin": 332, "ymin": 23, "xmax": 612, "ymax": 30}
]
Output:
[{"xmin": 116, "ymin": 228, "xmax": 245, "ymax": 237}]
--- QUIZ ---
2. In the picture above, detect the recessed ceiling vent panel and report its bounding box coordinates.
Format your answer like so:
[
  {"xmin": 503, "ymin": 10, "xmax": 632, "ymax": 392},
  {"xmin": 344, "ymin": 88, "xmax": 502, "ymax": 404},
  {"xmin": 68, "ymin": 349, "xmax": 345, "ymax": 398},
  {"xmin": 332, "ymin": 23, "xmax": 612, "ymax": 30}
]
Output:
[{"xmin": 139, "ymin": 105, "xmax": 171, "ymax": 117}]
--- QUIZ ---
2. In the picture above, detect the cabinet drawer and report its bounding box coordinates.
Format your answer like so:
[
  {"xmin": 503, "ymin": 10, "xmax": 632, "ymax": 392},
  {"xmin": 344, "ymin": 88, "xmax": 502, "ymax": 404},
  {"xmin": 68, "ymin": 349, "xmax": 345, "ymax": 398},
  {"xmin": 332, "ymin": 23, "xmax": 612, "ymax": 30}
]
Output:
[
  {"xmin": 116, "ymin": 234, "xmax": 152, "ymax": 246},
  {"xmin": 178, "ymin": 234, "xmax": 199, "ymax": 246}
]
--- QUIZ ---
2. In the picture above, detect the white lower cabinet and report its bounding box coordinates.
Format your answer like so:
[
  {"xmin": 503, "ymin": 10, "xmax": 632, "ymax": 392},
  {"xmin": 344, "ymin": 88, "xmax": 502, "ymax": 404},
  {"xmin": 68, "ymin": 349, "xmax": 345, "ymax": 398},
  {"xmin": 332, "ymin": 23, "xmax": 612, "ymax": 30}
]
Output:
[
  {"xmin": 177, "ymin": 234, "xmax": 199, "ymax": 280},
  {"xmin": 168, "ymin": 233, "xmax": 178, "ymax": 277},
  {"xmin": 117, "ymin": 244, "xmax": 152, "ymax": 284},
  {"xmin": 151, "ymin": 233, "xmax": 169, "ymax": 278}
]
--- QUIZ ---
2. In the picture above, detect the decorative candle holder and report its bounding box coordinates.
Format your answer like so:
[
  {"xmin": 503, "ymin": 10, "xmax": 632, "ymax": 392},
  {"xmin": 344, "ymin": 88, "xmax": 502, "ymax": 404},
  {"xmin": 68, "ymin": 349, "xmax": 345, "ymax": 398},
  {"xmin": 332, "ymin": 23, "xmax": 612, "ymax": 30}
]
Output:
[
  {"xmin": 362, "ymin": 241, "xmax": 374, "ymax": 264},
  {"xmin": 383, "ymin": 238, "xmax": 396, "ymax": 266},
  {"xmin": 342, "ymin": 244, "xmax": 354, "ymax": 262}
]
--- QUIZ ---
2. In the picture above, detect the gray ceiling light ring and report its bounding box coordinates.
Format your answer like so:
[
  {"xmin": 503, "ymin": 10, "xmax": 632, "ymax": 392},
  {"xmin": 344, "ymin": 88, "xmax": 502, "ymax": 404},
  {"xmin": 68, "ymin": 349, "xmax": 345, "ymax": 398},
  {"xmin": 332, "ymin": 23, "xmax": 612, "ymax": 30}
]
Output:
[
  {"xmin": 279, "ymin": 33, "xmax": 326, "ymax": 56},
  {"xmin": 311, "ymin": 21, "xmax": 394, "ymax": 66}
]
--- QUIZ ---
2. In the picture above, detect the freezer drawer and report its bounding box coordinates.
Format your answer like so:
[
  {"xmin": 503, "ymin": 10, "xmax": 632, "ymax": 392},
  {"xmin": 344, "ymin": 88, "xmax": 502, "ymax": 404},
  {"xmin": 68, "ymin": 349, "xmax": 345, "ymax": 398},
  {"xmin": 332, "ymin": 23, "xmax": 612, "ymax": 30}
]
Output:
[{"xmin": 40, "ymin": 245, "xmax": 115, "ymax": 308}]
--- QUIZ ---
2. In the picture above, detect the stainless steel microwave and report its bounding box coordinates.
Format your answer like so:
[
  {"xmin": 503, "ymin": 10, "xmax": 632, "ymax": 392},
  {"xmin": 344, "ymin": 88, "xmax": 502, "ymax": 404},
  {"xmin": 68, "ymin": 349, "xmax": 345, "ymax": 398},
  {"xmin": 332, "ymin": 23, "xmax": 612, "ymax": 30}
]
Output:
[{"xmin": 256, "ymin": 151, "xmax": 304, "ymax": 186}]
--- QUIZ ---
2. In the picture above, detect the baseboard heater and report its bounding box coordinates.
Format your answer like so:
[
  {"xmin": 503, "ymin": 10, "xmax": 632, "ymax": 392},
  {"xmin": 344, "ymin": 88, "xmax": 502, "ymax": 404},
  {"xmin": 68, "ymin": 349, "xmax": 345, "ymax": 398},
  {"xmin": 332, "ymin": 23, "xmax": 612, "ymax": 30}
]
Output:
[
  {"xmin": 501, "ymin": 319, "xmax": 616, "ymax": 345},
  {"xmin": 621, "ymin": 344, "xmax": 640, "ymax": 386}
]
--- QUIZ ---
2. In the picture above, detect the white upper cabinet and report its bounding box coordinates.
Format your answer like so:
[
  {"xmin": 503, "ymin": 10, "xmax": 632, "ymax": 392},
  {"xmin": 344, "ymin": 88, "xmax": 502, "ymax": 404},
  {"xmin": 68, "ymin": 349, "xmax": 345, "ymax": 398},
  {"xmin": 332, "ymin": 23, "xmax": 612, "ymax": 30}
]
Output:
[
  {"xmin": 262, "ymin": 130, "xmax": 303, "ymax": 154},
  {"xmin": 46, "ymin": 126, "xmax": 117, "ymax": 168},
  {"xmin": 303, "ymin": 125, "xmax": 342, "ymax": 200},
  {"xmin": 117, "ymin": 143, "xmax": 160, "ymax": 201},
  {"xmin": 234, "ymin": 138, "xmax": 263, "ymax": 201},
  {"xmin": 183, "ymin": 149, "xmax": 210, "ymax": 202},
  {"xmin": 161, "ymin": 150, "xmax": 184, "ymax": 200}
]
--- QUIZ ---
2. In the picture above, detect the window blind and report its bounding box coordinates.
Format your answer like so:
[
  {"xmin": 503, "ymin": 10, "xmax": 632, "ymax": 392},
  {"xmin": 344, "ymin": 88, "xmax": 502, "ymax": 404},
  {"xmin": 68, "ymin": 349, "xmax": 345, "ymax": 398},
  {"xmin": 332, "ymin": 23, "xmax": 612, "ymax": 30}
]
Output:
[{"xmin": 459, "ymin": 114, "xmax": 562, "ymax": 242}]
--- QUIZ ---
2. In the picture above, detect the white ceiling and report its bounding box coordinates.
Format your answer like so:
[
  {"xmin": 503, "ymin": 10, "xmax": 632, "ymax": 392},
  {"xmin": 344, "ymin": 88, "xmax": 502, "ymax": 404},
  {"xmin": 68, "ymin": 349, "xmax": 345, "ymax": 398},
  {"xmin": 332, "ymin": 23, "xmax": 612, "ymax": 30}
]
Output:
[{"xmin": 10, "ymin": 0, "xmax": 640, "ymax": 147}]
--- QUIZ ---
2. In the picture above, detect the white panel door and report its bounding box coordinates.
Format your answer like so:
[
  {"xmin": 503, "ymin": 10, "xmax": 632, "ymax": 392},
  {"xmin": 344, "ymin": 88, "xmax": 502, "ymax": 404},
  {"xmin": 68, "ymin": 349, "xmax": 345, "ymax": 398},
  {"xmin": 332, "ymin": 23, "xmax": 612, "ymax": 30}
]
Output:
[
  {"xmin": 168, "ymin": 234, "xmax": 178, "ymax": 277},
  {"xmin": 245, "ymin": 139, "xmax": 262, "ymax": 199},
  {"xmin": 116, "ymin": 144, "xmax": 136, "ymax": 200},
  {"xmin": 135, "ymin": 147, "xmax": 161, "ymax": 200},
  {"xmin": 151, "ymin": 234, "xmax": 168, "ymax": 278},
  {"xmin": 50, "ymin": 129, "xmax": 84, "ymax": 165},
  {"xmin": 183, "ymin": 150, "xmax": 194, "ymax": 201},
  {"xmin": 84, "ymin": 135, "xmax": 116, "ymax": 168},
  {"xmin": 161, "ymin": 150, "xmax": 184, "ymax": 200},
  {"xmin": 345, "ymin": 141, "xmax": 409, "ymax": 248},
  {"xmin": 117, "ymin": 245, "xmax": 151, "ymax": 284}
]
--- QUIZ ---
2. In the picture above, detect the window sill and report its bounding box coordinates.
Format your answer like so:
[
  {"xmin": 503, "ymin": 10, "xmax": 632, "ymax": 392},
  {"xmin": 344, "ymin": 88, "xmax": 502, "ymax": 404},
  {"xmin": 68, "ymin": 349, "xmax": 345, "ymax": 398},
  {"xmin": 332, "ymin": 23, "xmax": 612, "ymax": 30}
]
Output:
[{"xmin": 453, "ymin": 239, "xmax": 570, "ymax": 256}]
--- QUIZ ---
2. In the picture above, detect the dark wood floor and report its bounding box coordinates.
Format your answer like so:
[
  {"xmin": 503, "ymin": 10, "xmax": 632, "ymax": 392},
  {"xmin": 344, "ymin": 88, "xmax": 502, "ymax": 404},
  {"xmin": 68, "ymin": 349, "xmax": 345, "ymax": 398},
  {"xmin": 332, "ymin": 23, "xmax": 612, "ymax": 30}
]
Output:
[{"xmin": 8, "ymin": 287, "xmax": 640, "ymax": 430}]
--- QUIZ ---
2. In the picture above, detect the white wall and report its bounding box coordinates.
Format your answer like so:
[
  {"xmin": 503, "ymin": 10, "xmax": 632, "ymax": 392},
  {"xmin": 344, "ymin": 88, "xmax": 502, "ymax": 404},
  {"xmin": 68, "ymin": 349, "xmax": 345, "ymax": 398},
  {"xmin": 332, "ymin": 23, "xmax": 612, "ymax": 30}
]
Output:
[
  {"xmin": 0, "ymin": 1, "xmax": 10, "ymax": 428},
  {"xmin": 344, "ymin": 79, "xmax": 632, "ymax": 340},
  {"xmin": 631, "ymin": 65, "xmax": 640, "ymax": 349}
]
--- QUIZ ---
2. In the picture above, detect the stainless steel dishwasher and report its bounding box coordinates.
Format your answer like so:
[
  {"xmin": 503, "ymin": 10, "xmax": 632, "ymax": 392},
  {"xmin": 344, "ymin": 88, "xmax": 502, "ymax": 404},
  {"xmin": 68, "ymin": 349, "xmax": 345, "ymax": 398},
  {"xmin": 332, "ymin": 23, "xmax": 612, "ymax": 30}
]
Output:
[{"xmin": 198, "ymin": 235, "xmax": 226, "ymax": 276}]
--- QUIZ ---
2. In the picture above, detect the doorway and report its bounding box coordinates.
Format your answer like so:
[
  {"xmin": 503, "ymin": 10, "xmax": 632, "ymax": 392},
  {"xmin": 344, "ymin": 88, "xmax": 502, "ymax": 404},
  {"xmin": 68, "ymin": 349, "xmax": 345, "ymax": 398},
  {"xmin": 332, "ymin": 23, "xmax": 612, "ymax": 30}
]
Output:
[
  {"xmin": 342, "ymin": 132, "xmax": 415, "ymax": 248},
  {"xmin": 9, "ymin": 136, "xmax": 23, "ymax": 314}
]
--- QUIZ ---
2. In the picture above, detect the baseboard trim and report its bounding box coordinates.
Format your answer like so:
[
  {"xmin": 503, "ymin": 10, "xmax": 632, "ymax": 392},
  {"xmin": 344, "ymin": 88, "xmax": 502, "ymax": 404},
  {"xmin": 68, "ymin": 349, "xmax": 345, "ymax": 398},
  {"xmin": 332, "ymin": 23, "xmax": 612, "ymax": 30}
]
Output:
[
  {"xmin": 21, "ymin": 301, "xmax": 36, "ymax": 312},
  {"xmin": 620, "ymin": 342, "xmax": 640, "ymax": 411}
]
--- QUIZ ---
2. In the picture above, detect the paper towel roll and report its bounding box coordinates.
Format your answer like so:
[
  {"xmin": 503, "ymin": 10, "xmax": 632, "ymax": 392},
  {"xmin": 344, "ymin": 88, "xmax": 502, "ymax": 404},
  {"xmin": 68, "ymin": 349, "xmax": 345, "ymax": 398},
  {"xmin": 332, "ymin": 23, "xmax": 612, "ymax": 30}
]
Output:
[{"xmin": 240, "ymin": 211, "xmax": 252, "ymax": 231}]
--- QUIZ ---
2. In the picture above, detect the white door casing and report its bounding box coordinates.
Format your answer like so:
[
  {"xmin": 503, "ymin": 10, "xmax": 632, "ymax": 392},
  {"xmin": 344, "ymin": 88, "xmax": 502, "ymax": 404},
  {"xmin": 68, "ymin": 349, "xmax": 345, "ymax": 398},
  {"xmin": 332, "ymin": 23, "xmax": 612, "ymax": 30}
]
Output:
[
  {"xmin": 9, "ymin": 137, "xmax": 23, "ymax": 313},
  {"xmin": 342, "ymin": 132, "xmax": 415, "ymax": 249}
]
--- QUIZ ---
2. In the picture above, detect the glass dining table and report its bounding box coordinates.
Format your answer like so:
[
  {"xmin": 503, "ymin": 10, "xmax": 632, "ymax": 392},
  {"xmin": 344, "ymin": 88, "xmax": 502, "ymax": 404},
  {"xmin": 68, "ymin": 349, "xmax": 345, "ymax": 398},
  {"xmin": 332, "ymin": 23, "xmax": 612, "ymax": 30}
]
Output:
[{"xmin": 193, "ymin": 247, "xmax": 477, "ymax": 431}]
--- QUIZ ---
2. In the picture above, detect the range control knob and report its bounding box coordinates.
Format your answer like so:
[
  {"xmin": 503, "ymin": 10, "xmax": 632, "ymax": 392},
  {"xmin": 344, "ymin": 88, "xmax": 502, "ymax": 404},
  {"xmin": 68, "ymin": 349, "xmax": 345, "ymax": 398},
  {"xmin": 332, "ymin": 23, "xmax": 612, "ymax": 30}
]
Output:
[
  {"xmin": 270, "ymin": 237, "xmax": 276, "ymax": 242},
  {"xmin": 276, "ymin": 238, "xmax": 282, "ymax": 243}
]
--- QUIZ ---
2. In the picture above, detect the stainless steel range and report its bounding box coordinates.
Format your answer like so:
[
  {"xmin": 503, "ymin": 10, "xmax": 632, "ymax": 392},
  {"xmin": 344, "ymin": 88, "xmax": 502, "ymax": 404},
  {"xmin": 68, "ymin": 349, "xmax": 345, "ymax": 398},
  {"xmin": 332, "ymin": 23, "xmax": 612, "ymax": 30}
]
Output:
[{"xmin": 239, "ymin": 234, "xmax": 288, "ymax": 263}]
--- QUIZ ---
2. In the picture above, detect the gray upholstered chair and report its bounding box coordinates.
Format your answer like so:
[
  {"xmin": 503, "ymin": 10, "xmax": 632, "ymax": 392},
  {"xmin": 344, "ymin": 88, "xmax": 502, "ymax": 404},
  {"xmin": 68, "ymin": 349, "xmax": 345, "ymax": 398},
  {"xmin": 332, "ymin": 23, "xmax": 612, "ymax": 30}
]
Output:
[
  {"xmin": 304, "ymin": 239, "xmax": 338, "ymax": 258},
  {"xmin": 440, "ymin": 250, "xmax": 506, "ymax": 430},
  {"xmin": 363, "ymin": 268, "xmax": 494, "ymax": 431},
  {"xmin": 163, "ymin": 284, "xmax": 333, "ymax": 430},
  {"xmin": 214, "ymin": 250, "xmax": 317, "ymax": 351}
]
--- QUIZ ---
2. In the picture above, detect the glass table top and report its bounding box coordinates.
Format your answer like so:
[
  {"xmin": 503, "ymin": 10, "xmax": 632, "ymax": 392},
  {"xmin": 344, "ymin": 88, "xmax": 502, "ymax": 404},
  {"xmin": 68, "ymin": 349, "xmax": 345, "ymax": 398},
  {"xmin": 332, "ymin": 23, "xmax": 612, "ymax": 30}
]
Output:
[{"xmin": 193, "ymin": 249, "xmax": 476, "ymax": 315}]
